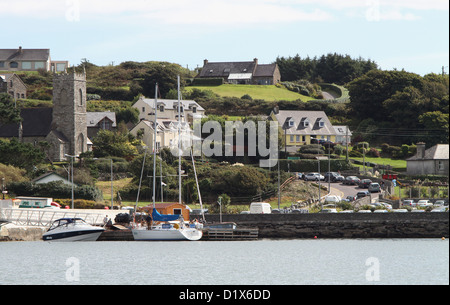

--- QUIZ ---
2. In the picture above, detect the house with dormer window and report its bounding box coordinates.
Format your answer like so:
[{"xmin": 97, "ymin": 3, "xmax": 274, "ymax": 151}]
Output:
[
  {"xmin": 132, "ymin": 96, "xmax": 205, "ymax": 125},
  {"xmin": 270, "ymin": 107, "xmax": 341, "ymax": 153}
]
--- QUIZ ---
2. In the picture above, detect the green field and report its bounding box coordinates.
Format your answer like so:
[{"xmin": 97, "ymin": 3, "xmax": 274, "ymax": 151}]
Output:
[{"xmin": 186, "ymin": 84, "xmax": 312, "ymax": 102}]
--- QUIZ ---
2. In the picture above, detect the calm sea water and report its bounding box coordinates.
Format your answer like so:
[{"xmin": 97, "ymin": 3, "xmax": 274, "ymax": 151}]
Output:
[{"xmin": 0, "ymin": 239, "xmax": 448, "ymax": 285}]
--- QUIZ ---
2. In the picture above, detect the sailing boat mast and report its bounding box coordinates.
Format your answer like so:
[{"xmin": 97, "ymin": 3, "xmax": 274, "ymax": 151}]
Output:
[
  {"xmin": 178, "ymin": 75, "xmax": 182, "ymax": 204},
  {"xmin": 153, "ymin": 83, "xmax": 158, "ymax": 210}
]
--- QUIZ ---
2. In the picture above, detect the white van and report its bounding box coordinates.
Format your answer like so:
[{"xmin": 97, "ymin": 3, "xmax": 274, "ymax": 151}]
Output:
[{"xmin": 249, "ymin": 202, "xmax": 272, "ymax": 214}]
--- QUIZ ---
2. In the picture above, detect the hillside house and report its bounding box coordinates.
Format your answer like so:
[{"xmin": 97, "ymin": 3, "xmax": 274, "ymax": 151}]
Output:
[
  {"xmin": 270, "ymin": 107, "xmax": 337, "ymax": 153},
  {"xmin": 87, "ymin": 111, "xmax": 117, "ymax": 139},
  {"xmin": 197, "ymin": 58, "xmax": 281, "ymax": 85},
  {"xmin": 0, "ymin": 47, "xmax": 69, "ymax": 72},
  {"xmin": 132, "ymin": 96, "xmax": 205, "ymax": 124},
  {"xmin": 130, "ymin": 119, "xmax": 192, "ymax": 153},
  {"xmin": 407, "ymin": 143, "xmax": 449, "ymax": 176},
  {"xmin": 0, "ymin": 73, "xmax": 27, "ymax": 100}
]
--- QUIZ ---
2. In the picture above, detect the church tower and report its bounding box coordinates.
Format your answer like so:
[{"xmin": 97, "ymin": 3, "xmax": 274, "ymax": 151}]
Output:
[{"xmin": 50, "ymin": 71, "xmax": 87, "ymax": 159}]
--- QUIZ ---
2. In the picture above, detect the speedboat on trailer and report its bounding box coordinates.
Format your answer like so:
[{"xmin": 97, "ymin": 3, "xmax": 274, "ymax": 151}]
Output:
[{"xmin": 43, "ymin": 218, "xmax": 104, "ymax": 242}]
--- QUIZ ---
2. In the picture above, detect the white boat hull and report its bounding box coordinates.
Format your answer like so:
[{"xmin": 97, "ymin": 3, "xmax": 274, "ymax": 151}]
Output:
[
  {"xmin": 132, "ymin": 227, "xmax": 202, "ymax": 241},
  {"xmin": 43, "ymin": 231, "xmax": 104, "ymax": 242}
]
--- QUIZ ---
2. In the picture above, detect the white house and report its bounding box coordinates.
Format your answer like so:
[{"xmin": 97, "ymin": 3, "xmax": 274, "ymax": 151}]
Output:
[
  {"xmin": 132, "ymin": 96, "xmax": 205, "ymax": 124},
  {"xmin": 130, "ymin": 119, "xmax": 192, "ymax": 153},
  {"xmin": 31, "ymin": 172, "xmax": 76, "ymax": 187},
  {"xmin": 407, "ymin": 143, "xmax": 449, "ymax": 176}
]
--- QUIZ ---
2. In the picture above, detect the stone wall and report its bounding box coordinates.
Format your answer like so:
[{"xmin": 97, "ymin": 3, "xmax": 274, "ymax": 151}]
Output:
[{"xmin": 199, "ymin": 213, "xmax": 449, "ymax": 239}]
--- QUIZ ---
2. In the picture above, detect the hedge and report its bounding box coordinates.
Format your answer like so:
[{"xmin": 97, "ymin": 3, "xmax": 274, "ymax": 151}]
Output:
[
  {"xmin": 7, "ymin": 181, "xmax": 103, "ymax": 202},
  {"xmin": 192, "ymin": 78, "xmax": 224, "ymax": 86},
  {"xmin": 271, "ymin": 159, "xmax": 353, "ymax": 172}
]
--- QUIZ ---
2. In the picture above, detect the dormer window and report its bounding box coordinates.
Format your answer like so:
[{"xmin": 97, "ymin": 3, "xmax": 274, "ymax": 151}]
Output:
[
  {"xmin": 160, "ymin": 105, "xmax": 164, "ymax": 112},
  {"xmin": 301, "ymin": 118, "xmax": 310, "ymax": 128},
  {"xmin": 317, "ymin": 118, "xmax": 325, "ymax": 128}
]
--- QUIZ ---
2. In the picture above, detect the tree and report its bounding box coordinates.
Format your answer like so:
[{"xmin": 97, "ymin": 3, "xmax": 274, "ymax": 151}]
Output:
[
  {"xmin": 419, "ymin": 111, "xmax": 449, "ymax": 145},
  {"xmin": 92, "ymin": 130, "xmax": 138, "ymax": 159},
  {"xmin": 348, "ymin": 70, "xmax": 424, "ymax": 122},
  {"xmin": 0, "ymin": 138, "xmax": 45, "ymax": 171},
  {"xmin": 139, "ymin": 62, "xmax": 187, "ymax": 98},
  {"xmin": 0, "ymin": 93, "xmax": 21, "ymax": 125}
]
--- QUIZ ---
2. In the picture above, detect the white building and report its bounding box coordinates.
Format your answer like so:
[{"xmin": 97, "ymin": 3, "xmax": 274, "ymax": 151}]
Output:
[{"xmin": 132, "ymin": 96, "xmax": 205, "ymax": 124}]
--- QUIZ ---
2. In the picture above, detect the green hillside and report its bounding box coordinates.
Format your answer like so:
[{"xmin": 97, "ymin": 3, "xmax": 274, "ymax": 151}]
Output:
[{"xmin": 185, "ymin": 84, "xmax": 312, "ymax": 102}]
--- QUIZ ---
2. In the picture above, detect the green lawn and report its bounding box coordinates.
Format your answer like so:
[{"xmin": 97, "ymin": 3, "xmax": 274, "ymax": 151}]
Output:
[
  {"xmin": 349, "ymin": 157, "xmax": 407, "ymax": 171},
  {"xmin": 186, "ymin": 84, "xmax": 312, "ymax": 102}
]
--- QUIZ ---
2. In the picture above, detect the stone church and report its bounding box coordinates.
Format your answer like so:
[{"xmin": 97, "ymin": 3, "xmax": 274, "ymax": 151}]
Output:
[{"xmin": 0, "ymin": 71, "xmax": 89, "ymax": 162}]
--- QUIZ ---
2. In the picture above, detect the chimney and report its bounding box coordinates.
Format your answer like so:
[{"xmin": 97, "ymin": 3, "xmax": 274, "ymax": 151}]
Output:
[
  {"xmin": 19, "ymin": 46, "xmax": 23, "ymax": 54},
  {"xmin": 203, "ymin": 59, "xmax": 208, "ymax": 66},
  {"xmin": 416, "ymin": 142, "xmax": 426, "ymax": 159},
  {"xmin": 273, "ymin": 105, "xmax": 279, "ymax": 114},
  {"xmin": 253, "ymin": 58, "xmax": 258, "ymax": 65}
]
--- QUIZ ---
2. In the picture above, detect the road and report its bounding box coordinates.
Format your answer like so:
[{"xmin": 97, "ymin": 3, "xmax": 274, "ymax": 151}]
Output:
[{"xmin": 328, "ymin": 181, "xmax": 362, "ymax": 199}]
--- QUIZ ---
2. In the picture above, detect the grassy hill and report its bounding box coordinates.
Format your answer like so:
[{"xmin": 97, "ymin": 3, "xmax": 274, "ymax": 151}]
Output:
[{"xmin": 185, "ymin": 84, "xmax": 312, "ymax": 102}]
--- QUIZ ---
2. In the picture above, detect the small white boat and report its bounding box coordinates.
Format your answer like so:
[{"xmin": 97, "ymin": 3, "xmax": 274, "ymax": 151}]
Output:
[
  {"xmin": 132, "ymin": 221, "xmax": 203, "ymax": 241},
  {"xmin": 43, "ymin": 218, "xmax": 104, "ymax": 242}
]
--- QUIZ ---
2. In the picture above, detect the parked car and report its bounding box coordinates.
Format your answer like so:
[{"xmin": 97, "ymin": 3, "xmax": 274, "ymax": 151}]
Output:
[
  {"xmin": 297, "ymin": 172, "xmax": 305, "ymax": 180},
  {"xmin": 304, "ymin": 172, "xmax": 324, "ymax": 181},
  {"xmin": 324, "ymin": 195, "xmax": 341, "ymax": 203},
  {"xmin": 345, "ymin": 195, "xmax": 357, "ymax": 202},
  {"xmin": 344, "ymin": 176, "xmax": 361, "ymax": 185},
  {"xmin": 324, "ymin": 172, "xmax": 344, "ymax": 182},
  {"xmin": 431, "ymin": 207, "xmax": 449, "ymax": 213},
  {"xmin": 320, "ymin": 208, "xmax": 338, "ymax": 213},
  {"xmin": 359, "ymin": 179, "xmax": 373, "ymax": 188},
  {"xmin": 402, "ymin": 199, "xmax": 417, "ymax": 207},
  {"xmin": 433, "ymin": 200, "xmax": 447, "ymax": 207},
  {"xmin": 368, "ymin": 183, "xmax": 381, "ymax": 193},
  {"xmin": 393, "ymin": 209, "xmax": 408, "ymax": 213},
  {"xmin": 417, "ymin": 200, "xmax": 433, "ymax": 208},
  {"xmin": 356, "ymin": 191, "xmax": 370, "ymax": 198}
]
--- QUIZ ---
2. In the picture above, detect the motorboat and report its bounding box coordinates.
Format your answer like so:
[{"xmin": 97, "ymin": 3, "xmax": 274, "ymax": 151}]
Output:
[{"xmin": 42, "ymin": 218, "xmax": 104, "ymax": 242}]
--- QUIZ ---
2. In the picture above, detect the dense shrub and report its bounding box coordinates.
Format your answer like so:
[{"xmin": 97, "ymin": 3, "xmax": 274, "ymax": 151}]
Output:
[{"xmin": 7, "ymin": 181, "xmax": 103, "ymax": 201}]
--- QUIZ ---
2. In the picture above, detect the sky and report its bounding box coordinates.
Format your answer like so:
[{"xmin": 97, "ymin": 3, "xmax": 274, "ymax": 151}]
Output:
[{"xmin": 1, "ymin": 0, "xmax": 449, "ymax": 76}]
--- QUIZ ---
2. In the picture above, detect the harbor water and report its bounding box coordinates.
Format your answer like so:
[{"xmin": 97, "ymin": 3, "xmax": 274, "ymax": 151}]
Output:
[{"xmin": 0, "ymin": 239, "xmax": 448, "ymax": 285}]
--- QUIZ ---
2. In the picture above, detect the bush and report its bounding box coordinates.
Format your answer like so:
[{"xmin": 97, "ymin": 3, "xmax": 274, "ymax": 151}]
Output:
[{"xmin": 367, "ymin": 148, "xmax": 381, "ymax": 158}]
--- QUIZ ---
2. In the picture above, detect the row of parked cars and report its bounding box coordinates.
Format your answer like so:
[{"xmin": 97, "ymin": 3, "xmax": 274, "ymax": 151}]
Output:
[{"xmin": 298, "ymin": 172, "xmax": 382, "ymax": 193}]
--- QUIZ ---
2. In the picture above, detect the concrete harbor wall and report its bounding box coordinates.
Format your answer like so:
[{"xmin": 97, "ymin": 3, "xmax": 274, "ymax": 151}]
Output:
[
  {"xmin": 2, "ymin": 213, "xmax": 448, "ymax": 241},
  {"xmin": 199, "ymin": 213, "xmax": 449, "ymax": 239}
]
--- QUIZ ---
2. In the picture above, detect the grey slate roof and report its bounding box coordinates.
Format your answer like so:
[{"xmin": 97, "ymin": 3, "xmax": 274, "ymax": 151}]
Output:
[
  {"xmin": 407, "ymin": 144, "xmax": 449, "ymax": 161},
  {"xmin": 87, "ymin": 112, "xmax": 117, "ymax": 128},
  {"xmin": 0, "ymin": 48, "xmax": 50, "ymax": 62},
  {"xmin": 253, "ymin": 64, "xmax": 277, "ymax": 77},
  {"xmin": 272, "ymin": 110, "xmax": 335, "ymax": 136},
  {"xmin": 0, "ymin": 108, "xmax": 52, "ymax": 138},
  {"xmin": 198, "ymin": 61, "xmax": 256, "ymax": 78}
]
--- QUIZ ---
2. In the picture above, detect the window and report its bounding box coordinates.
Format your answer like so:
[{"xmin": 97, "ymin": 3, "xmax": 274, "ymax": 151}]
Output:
[
  {"xmin": 438, "ymin": 161, "xmax": 444, "ymax": 170},
  {"xmin": 192, "ymin": 107, "xmax": 197, "ymax": 113},
  {"xmin": 289, "ymin": 120, "xmax": 294, "ymax": 127},
  {"xmin": 35, "ymin": 62, "xmax": 45, "ymax": 69},
  {"xmin": 56, "ymin": 63, "xmax": 66, "ymax": 72},
  {"xmin": 319, "ymin": 121, "xmax": 325, "ymax": 128},
  {"xmin": 22, "ymin": 62, "xmax": 32, "ymax": 69},
  {"xmin": 173, "ymin": 209, "xmax": 182, "ymax": 215},
  {"xmin": 10, "ymin": 62, "xmax": 18, "ymax": 68},
  {"xmin": 0, "ymin": 62, "xmax": 4, "ymax": 68},
  {"xmin": 296, "ymin": 135, "xmax": 300, "ymax": 142},
  {"xmin": 290, "ymin": 135, "xmax": 294, "ymax": 142},
  {"xmin": 142, "ymin": 107, "xmax": 145, "ymax": 113},
  {"xmin": 302, "ymin": 136, "xmax": 306, "ymax": 142},
  {"xmin": 160, "ymin": 105, "xmax": 164, "ymax": 112},
  {"xmin": 79, "ymin": 89, "xmax": 83, "ymax": 106}
]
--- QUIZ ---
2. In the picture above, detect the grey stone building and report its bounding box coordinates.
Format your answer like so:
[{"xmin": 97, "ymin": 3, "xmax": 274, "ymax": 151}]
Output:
[
  {"xmin": 46, "ymin": 72, "xmax": 88, "ymax": 160},
  {"xmin": 0, "ymin": 47, "xmax": 69, "ymax": 72},
  {"xmin": 0, "ymin": 73, "xmax": 27, "ymax": 100},
  {"xmin": 407, "ymin": 143, "xmax": 449, "ymax": 176},
  {"xmin": 0, "ymin": 71, "xmax": 88, "ymax": 162},
  {"xmin": 197, "ymin": 58, "xmax": 281, "ymax": 85}
]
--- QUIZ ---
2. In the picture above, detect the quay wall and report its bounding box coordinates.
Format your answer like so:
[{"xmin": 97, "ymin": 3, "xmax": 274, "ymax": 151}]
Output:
[{"xmin": 198, "ymin": 213, "xmax": 449, "ymax": 239}]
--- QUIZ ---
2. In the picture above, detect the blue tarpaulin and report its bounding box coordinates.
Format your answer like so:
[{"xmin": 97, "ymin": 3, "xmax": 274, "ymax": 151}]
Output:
[{"xmin": 152, "ymin": 208, "xmax": 180, "ymax": 222}]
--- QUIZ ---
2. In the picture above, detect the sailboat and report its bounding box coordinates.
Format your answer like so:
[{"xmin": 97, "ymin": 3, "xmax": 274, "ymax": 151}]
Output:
[{"xmin": 132, "ymin": 78, "xmax": 203, "ymax": 241}]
